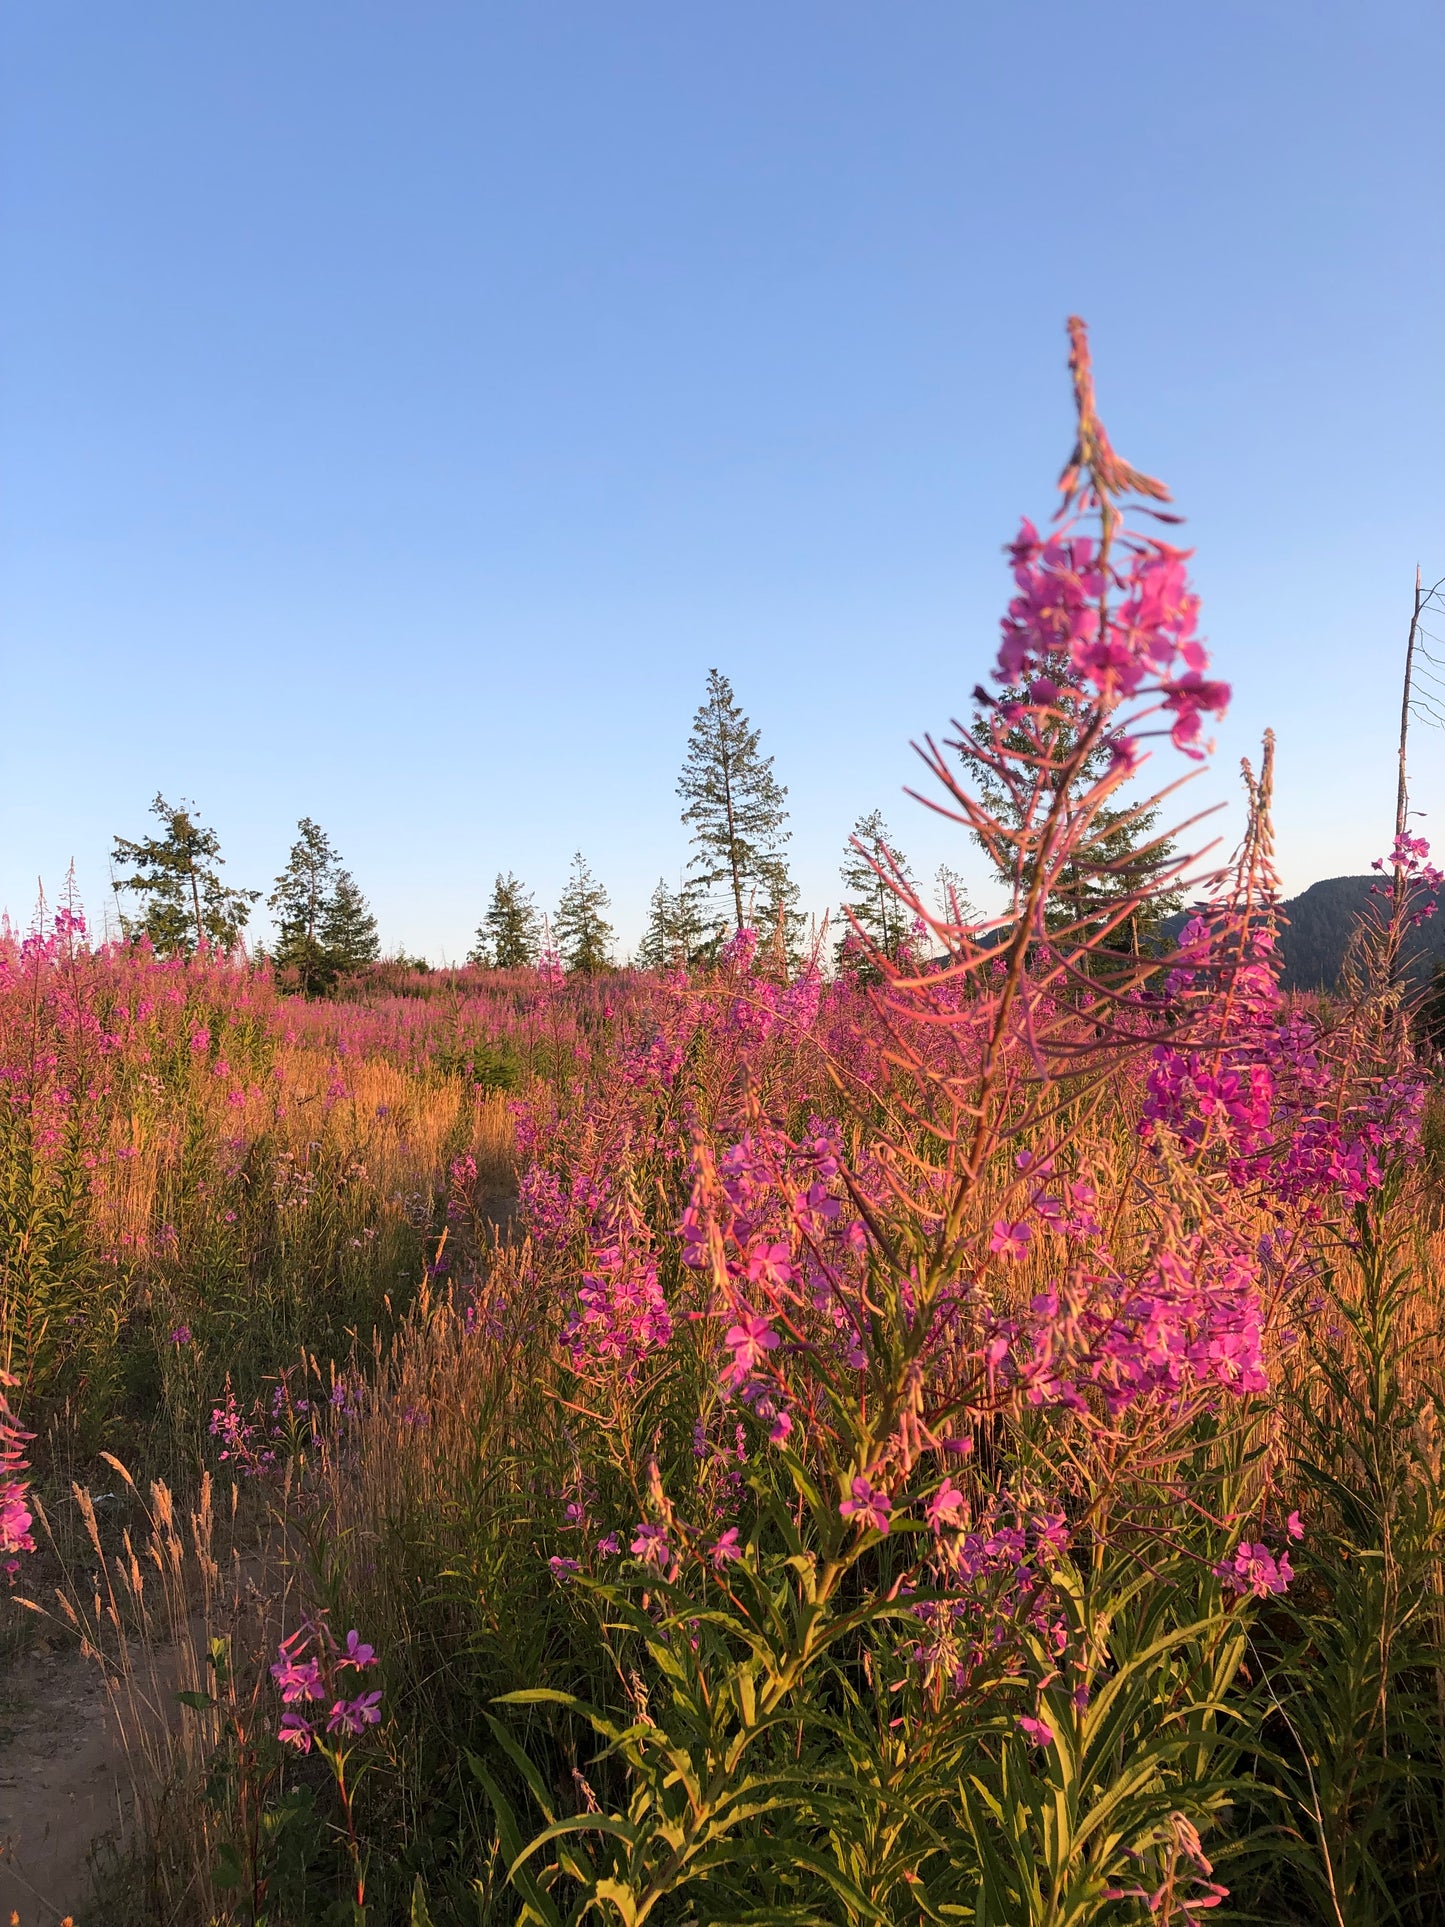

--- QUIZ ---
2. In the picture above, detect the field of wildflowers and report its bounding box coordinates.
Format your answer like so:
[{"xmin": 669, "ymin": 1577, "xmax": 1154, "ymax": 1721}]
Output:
[{"xmin": 5, "ymin": 328, "xmax": 1445, "ymax": 1925}]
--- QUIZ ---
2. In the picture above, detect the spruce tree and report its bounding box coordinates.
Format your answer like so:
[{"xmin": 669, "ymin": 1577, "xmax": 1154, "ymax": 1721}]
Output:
[
  {"xmin": 677, "ymin": 669, "xmax": 793, "ymax": 935},
  {"xmin": 320, "ymin": 870, "xmax": 380, "ymax": 978},
  {"xmin": 554, "ymin": 853, "xmax": 614, "ymax": 974},
  {"xmin": 836, "ymin": 810, "xmax": 916, "ymax": 968},
  {"xmin": 934, "ymin": 863, "xmax": 979, "ymax": 927},
  {"xmin": 636, "ymin": 878, "xmax": 709, "ymax": 971},
  {"xmin": 757, "ymin": 859, "xmax": 807, "ymax": 971},
  {"xmin": 112, "ymin": 795, "xmax": 259, "ymax": 957},
  {"xmin": 269, "ymin": 818, "xmax": 338, "ymax": 995},
  {"xmin": 957, "ymin": 676, "xmax": 1182, "ymax": 950},
  {"xmin": 469, "ymin": 873, "xmax": 541, "ymax": 968}
]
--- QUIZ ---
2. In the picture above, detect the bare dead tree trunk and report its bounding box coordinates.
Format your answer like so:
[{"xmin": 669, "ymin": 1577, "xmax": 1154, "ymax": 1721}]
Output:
[{"xmin": 1391, "ymin": 567, "xmax": 1425, "ymax": 983}]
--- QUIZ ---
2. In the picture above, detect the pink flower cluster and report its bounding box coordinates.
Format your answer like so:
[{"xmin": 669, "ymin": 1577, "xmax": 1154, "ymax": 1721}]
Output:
[
  {"xmin": 1143, "ymin": 916, "xmax": 1428, "ymax": 1209},
  {"xmin": 561, "ymin": 1211, "xmax": 674, "ymax": 1379},
  {"xmin": 910, "ymin": 1499, "xmax": 1071, "ymax": 1698},
  {"xmin": 1, "ymin": 1375, "xmax": 35, "ymax": 1581},
  {"xmin": 679, "ymin": 1120, "xmax": 870, "ymax": 1446},
  {"xmin": 997, "ymin": 522, "xmax": 1229, "ymax": 757},
  {"xmin": 1371, "ymin": 832, "xmax": 1444, "ymax": 922},
  {"xmin": 271, "ymin": 1620, "xmax": 382, "ymax": 1752},
  {"xmin": 1013, "ymin": 1238, "xmax": 1268, "ymax": 1419}
]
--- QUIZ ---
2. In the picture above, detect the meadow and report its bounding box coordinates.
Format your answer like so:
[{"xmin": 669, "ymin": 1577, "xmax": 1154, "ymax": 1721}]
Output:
[{"xmin": 4, "ymin": 335, "xmax": 1445, "ymax": 1927}]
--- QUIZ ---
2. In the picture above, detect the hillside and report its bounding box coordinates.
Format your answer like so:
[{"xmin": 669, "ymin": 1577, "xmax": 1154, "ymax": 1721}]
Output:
[{"xmin": 1277, "ymin": 874, "xmax": 1445, "ymax": 991}]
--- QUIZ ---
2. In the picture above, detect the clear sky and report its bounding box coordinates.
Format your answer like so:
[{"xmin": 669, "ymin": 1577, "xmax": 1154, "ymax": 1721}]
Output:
[{"xmin": 3, "ymin": 2, "xmax": 1442, "ymax": 958}]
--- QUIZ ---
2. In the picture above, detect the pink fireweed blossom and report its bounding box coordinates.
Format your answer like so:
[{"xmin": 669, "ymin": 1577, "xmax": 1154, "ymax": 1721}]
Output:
[
  {"xmin": 723, "ymin": 1313, "xmax": 780, "ymax": 1386},
  {"xmin": 270, "ymin": 1656, "xmax": 325, "ymax": 1704},
  {"xmin": 1215, "ymin": 1540, "xmax": 1293, "ymax": 1599},
  {"xmin": 341, "ymin": 1630, "xmax": 377, "ymax": 1669},
  {"xmin": 1, "ymin": 1377, "xmax": 36, "ymax": 1570},
  {"xmin": 840, "ymin": 1476, "xmax": 892, "ymax": 1534},
  {"xmin": 327, "ymin": 1692, "xmax": 383, "ymax": 1737},
  {"xmin": 990, "ymin": 1221, "xmax": 1032, "ymax": 1261},
  {"xmin": 630, "ymin": 1522, "xmax": 670, "ymax": 1570},
  {"xmin": 1017, "ymin": 1714, "xmax": 1054, "ymax": 1747},
  {"xmin": 271, "ymin": 1620, "xmax": 382, "ymax": 1752},
  {"xmin": 708, "ymin": 1527, "xmax": 742, "ymax": 1568},
  {"xmin": 278, "ymin": 1711, "xmax": 315, "ymax": 1752},
  {"xmin": 926, "ymin": 1478, "xmax": 967, "ymax": 1533}
]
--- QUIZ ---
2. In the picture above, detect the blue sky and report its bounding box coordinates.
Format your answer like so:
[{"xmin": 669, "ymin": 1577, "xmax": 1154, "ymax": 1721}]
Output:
[{"xmin": 3, "ymin": 2, "xmax": 1442, "ymax": 958}]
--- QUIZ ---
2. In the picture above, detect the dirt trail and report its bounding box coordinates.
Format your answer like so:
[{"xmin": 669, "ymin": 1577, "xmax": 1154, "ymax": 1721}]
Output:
[{"xmin": 0, "ymin": 1641, "xmax": 122, "ymax": 1927}]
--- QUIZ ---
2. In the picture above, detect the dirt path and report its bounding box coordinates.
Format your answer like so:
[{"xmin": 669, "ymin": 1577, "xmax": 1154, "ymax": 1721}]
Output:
[{"xmin": 0, "ymin": 1640, "xmax": 122, "ymax": 1927}]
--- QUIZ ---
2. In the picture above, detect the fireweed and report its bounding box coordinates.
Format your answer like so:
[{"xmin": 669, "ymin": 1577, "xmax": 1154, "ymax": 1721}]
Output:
[
  {"xmin": 271, "ymin": 1614, "xmax": 384, "ymax": 1915},
  {"xmin": 0, "ymin": 1371, "xmax": 35, "ymax": 1582},
  {"xmin": 472, "ymin": 323, "xmax": 1437, "ymax": 1927}
]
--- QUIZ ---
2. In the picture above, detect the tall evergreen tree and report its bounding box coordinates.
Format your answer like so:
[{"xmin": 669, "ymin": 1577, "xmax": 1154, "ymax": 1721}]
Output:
[
  {"xmin": 757, "ymin": 859, "xmax": 807, "ymax": 971},
  {"xmin": 934, "ymin": 863, "xmax": 979, "ymax": 927},
  {"xmin": 957, "ymin": 676, "xmax": 1182, "ymax": 950},
  {"xmin": 469, "ymin": 873, "xmax": 541, "ymax": 968},
  {"xmin": 269, "ymin": 818, "xmax": 339, "ymax": 995},
  {"xmin": 554, "ymin": 853, "xmax": 614, "ymax": 974},
  {"xmin": 320, "ymin": 870, "xmax": 380, "ymax": 978},
  {"xmin": 836, "ymin": 811, "xmax": 917, "ymax": 969},
  {"xmin": 112, "ymin": 795, "xmax": 259, "ymax": 957},
  {"xmin": 677, "ymin": 670, "xmax": 793, "ymax": 935},
  {"xmin": 636, "ymin": 877, "xmax": 709, "ymax": 971}
]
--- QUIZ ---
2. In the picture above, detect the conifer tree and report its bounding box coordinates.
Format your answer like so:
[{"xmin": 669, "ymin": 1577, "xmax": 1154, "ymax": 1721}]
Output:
[
  {"xmin": 112, "ymin": 795, "xmax": 259, "ymax": 957},
  {"xmin": 957, "ymin": 676, "xmax": 1182, "ymax": 950},
  {"xmin": 469, "ymin": 873, "xmax": 541, "ymax": 969},
  {"xmin": 934, "ymin": 863, "xmax": 979, "ymax": 927},
  {"xmin": 320, "ymin": 870, "xmax": 380, "ymax": 978},
  {"xmin": 636, "ymin": 878, "xmax": 709, "ymax": 971},
  {"xmin": 554, "ymin": 853, "xmax": 614, "ymax": 974},
  {"xmin": 677, "ymin": 669, "xmax": 793, "ymax": 935},
  {"xmin": 757, "ymin": 859, "xmax": 807, "ymax": 971},
  {"xmin": 836, "ymin": 810, "xmax": 916, "ymax": 968},
  {"xmin": 269, "ymin": 818, "xmax": 338, "ymax": 995}
]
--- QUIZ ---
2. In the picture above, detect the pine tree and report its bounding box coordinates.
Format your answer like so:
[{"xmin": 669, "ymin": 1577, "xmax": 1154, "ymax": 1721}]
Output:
[
  {"xmin": 957, "ymin": 678, "xmax": 1183, "ymax": 950},
  {"xmin": 554, "ymin": 853, "xmax": 614, "ymax": 974},
  {"xmin": 269, "ymin": 818, "xmax": 338, "ymax": 995},
  {"xmin": 678, "ymin": 669, "xmax": 792, "ymax": 935},
  {"xmin": 636, "ymin": 878, "xmax": 709, "ymax": 971},
  {"xmin": 112, "ymin": 795, "xmax": 259, "ymax": 957},
  {"xmin": 934, "ymin": 863, "xmax": 979, "ymax": 927},
  {"xmin": 836, "ymin": 811, "xmax": 917, "ymax": 969},
  {"xmin": 469, "ymin": 873, "xmax": 541, "ymax": 969},
  {"xmin": 320, "ymin": 870, "xmax": 380, "ymax": 978},
  {"xmin": 757, "ymin": 859, "xmax": 807, "ymax": 971}
]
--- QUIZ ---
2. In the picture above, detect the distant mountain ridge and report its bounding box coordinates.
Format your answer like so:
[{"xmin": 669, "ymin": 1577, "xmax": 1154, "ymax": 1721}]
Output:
[{"xmin": 1274, "ymin": 876, "xmax": 1445, "ymax": 992}]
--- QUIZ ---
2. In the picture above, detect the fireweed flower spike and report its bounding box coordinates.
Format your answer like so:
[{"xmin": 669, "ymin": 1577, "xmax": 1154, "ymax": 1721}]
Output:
[
  {"xmin": 270, "ymin": 1620, "xmax": 382, "ymax": 1911},
  {"xmin": 0, "ymin": 1377, "xmax": 36, "ymax": 1576}
]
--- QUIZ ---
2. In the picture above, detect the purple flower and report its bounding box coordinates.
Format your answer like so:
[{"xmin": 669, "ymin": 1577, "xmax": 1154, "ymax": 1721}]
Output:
[
  {"xmin": 169, "ymin": 1325, "xmax": 192, "ymax": 1347},
  {"xmin": 708, "ymin": 1527, "xmax": 742, "ymax": 1568},
  {"xmin": 278, "ymin": 1712, "xmax": 314, "ymax": 1752},
  {"xmin": 270, "ymin": 1656, "xmax": 325, "ymax": 1703},
  {"xmin": 840, "ymin": 1476, "xmax": 892, "ymax": 1535},
  {"xmin": 630, "ymin": 1522, "xmax": 670, "ymax": 1570},
  {"xmin": 341, "ymin": 1630, "xmax": 377, "ymax": 1670},
  {"xmin": 327, "ymin": 1691, "xmax": 383, "ymax": 1737}
]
